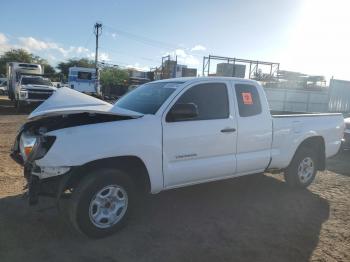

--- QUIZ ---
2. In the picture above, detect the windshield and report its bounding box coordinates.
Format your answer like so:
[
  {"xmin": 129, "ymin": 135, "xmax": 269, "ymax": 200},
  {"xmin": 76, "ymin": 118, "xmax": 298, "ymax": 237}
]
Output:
[
  {"xmin": 115, "ymin": 81, "xmax": 184, "ymax": 114},
  {"xmin": 21, "ymin": 77, "xmax": 52, "ymax": 86}
]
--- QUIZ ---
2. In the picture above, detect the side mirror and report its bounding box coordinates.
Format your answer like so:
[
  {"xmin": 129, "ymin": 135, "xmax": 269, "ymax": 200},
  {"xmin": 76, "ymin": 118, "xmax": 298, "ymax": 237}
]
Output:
[{"xmin": 167, "ymin": 103, "xmax": 199, "ymax": 122}]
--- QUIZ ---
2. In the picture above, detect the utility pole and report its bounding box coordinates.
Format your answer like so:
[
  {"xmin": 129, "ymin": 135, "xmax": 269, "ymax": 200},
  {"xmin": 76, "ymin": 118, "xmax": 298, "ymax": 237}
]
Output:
[{"xmin": 94, "ymin": 22, "xmax": 102, "ymax": 95}]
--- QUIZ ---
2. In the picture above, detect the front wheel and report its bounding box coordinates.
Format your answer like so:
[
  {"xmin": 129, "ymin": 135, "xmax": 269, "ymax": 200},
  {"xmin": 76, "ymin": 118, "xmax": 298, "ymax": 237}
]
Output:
[
  {"xmin": 67, "ymin": 169, "xmax": 134, "ymax": 238},
  {"xmin": 284, "ymin": 147, "xmax": 318, "ymax": 188}
]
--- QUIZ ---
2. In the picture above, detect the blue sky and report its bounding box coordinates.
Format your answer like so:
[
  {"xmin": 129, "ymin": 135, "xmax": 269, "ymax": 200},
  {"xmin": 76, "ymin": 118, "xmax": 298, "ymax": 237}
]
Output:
[{"xmin": 0, "ymin": 0, "xmax": 349, "ymax": 80}]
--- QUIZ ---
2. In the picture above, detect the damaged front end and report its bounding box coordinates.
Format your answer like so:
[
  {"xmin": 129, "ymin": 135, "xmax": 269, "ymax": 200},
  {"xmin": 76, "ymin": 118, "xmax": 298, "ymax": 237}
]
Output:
[
  {"xmin": 10, "ymin": 87, "xmax": 142, "ymax": 205},
  {"xmin": 11, "ymin": 117, "xmax": 67, "ymax": 205},
  {"xmin": 11, "ymin": 112, "xmax": 136, "ymax": 205}
]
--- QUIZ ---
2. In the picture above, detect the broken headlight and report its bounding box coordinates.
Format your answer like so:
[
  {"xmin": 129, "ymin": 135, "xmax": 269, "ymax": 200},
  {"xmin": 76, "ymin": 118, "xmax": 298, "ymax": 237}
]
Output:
[
  {"xmin": 20, "ymin": 133, "xmax": 56, "ymax": 162},
  {"xmin": 19, "ymin": 132, "xmax": 37, "ymax": 161}
]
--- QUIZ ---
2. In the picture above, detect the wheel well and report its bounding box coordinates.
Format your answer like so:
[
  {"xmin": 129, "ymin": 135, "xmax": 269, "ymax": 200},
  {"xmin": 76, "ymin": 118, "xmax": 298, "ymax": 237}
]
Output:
[
  {"xmin": 67, "ymin": 156, "xmax": 151, "ymax": 194},
  {"xmin": 296, "ymin": 136, "xmax": 326, "ymax": 170}
]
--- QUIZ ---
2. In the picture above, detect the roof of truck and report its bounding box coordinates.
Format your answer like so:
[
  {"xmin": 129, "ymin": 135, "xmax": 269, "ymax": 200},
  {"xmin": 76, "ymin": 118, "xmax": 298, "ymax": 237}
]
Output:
[
  {"xmin": 69, "ymin": 67, "xmax": 96, "ymax": 71},
  {"xmin": 153, "ymin": 76, "xmax": 259, "ymax": 85}
]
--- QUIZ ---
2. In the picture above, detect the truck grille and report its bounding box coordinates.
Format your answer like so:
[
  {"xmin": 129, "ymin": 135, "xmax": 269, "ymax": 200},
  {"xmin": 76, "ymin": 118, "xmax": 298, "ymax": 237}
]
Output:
[{"xmin": 28, "ymin": 90, "xmax": 53, "ymax": 100}]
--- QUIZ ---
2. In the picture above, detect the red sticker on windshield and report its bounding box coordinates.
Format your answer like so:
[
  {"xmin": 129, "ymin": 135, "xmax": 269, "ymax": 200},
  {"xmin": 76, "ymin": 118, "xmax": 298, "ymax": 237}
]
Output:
[{"xmin": 242, "ymin": 92, "xmax": 253, "ymax": 105}]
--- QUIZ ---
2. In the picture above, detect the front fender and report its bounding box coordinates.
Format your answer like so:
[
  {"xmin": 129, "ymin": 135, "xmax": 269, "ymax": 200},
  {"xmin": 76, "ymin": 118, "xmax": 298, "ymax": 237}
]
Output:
[{"xmin": 35, "ymin": 115, "xmax": 164, "ymax": 193}]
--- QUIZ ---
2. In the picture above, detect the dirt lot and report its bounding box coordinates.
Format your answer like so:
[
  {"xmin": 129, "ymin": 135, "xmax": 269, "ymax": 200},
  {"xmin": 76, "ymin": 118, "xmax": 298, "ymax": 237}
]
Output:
[{"xmin": 0, "ymin": 96, "xmax": 349, "ymax": 262}]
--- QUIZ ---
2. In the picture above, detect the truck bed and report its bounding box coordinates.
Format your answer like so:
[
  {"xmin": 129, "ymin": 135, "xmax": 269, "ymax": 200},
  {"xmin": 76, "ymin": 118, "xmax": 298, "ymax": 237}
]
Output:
[
  {"xmin": 269, "ymin": 112, "xmax": 344, "ymax": 170},
  {"xmin": 271, "ymin": 110, "xmax": 342, "ymax": 118}
]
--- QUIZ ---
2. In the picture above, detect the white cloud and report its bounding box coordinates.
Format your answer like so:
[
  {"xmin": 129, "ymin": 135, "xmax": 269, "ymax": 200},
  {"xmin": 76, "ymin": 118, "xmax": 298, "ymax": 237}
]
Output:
[
  {"xmin": 19, "ymin": 37, "xmax": 59, "ymax": 51},
  {"xmin": 75, "ymin": 46, "xmax": 89, "ymax": 54},
  {"xmin": 99, "ymin": 52, "xmax": 110, "ymax": 61},
  {"xmin": 0, "ymin": 33, "xmax": 10, "ymax": 52},
  {"xmin": 0, "ymin": 32, "xmax": 201, "ymax": 73},
  {"xmin": 0, "ymin": 32, "xmax": 115, "ymax": 67},
  {"xmin": 88, "ymin": 52, "xmax": 111, "ymax": 61},
  {"xmin": 167, "ymin": 48, "xmax": 200, "ymax": 67},
  {"xmin": 126, "ymin": 62, "xmax": 150, "ymax": 71},
  {"xmin": 18, "ymin": 36, "xmax": 90, "ymax": 58},
  {"xmin": 0, "ymin": 33, "xmax": 8, "ymax": 45},
  {"xmin": 175, "ymin": 49, "xmax": 187, "ymax": 57},
  {"xmin": 191, "ymin": 45, "xmax": 206, "ymax": 52}
]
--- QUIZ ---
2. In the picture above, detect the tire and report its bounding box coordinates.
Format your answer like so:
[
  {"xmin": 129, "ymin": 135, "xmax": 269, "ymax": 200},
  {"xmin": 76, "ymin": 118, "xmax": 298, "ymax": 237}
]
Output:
[
  {"xmin": 284, "ymin": 147, "xmax": 318, "ymax": 188},
  {"xmin": 67, "ymin": 169, "xmax": 135, "ymax": 238}
]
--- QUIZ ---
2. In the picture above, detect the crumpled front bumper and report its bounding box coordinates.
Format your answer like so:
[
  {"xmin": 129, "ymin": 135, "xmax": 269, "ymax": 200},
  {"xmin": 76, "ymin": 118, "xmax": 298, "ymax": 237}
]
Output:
[
  {"xmin": 10, "ymin": 131, "xmax": 39, "ymax": 204},
  {"xmin": 10, "ymin": 130, "xmax": 70, "ymax": 205}
]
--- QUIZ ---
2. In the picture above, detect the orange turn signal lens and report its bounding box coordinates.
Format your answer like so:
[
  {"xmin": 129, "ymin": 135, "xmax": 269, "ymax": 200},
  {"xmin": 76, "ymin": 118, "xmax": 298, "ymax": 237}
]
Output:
[{"xmin": 24, "ymin": 146, "xmax": 33, "ymax": 157}]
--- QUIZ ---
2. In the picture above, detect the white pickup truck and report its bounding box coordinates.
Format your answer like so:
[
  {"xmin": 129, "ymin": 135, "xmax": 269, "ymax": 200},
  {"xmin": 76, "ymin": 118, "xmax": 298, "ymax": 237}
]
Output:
[
  {"xmin": 11, "ymin": 77, "xmax": 344, "ymax": 238},
  {"xmin": 14, "ymin": 75, "xmax": 56, "ymax": 111}
]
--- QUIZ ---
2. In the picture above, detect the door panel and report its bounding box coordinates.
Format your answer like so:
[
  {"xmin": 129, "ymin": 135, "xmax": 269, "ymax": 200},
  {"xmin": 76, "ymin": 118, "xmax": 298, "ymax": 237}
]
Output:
[
  {"xmin": 163, "ymin": 119, "xmax": 236, "ymax": 187},
  {"xmin": 162, "ymin": 82, "xmax": 237, "ymax": 187},
  {"xmin": 233, "ymin": 83, "xmax": 273, "ymax": 174}
]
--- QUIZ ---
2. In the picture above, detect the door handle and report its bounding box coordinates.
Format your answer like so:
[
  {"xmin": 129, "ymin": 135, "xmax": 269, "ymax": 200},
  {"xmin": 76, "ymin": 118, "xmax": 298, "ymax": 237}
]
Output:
[{"xmin": 221, "ymin": 128, "xmax": 236, "ymax": 133}]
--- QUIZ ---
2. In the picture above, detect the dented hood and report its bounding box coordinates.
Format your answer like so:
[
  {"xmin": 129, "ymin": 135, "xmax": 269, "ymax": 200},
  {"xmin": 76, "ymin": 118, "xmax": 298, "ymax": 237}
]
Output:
[{"xmin": 28, "ymin": 87, "xmax": 143, "ymax": 120}]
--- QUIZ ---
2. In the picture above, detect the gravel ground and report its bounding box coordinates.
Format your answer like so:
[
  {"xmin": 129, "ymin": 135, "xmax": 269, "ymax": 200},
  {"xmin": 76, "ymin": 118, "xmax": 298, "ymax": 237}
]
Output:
[{"xmin": 0, "ymin": 96, "xmax": 349, "ymax": 262}]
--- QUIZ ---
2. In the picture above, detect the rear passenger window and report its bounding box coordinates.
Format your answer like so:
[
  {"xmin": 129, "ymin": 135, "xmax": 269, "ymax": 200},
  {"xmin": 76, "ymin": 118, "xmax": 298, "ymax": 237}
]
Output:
[
  {"xmin": 169, "ymin": 83, "xmax": 229, "ymax": 121},
  {"xmin": 235, "ymin": 84, "xmax": 262, "ymax": 117}
]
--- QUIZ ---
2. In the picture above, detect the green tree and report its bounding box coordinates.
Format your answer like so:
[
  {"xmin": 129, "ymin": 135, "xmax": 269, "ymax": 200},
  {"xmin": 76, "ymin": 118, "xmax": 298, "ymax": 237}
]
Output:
[
  {"xmin": 100, "ymin": 67, "xmax": 129, "ymax": 96},
  {"xmin": 0, "ymin": 49, "xmax": 56, "ymax": 77},
  {"xmin": 43, "ymin": 64, "xmax": 56, "ymax": 76},
  {"xmin": 100, "ymin": 67, "xmax": 129, "ymax": 86},
  {"xmin": 0, "ymin": 49, "xmax": 33, "ymax": 76},
  {"xmin": 57, "ymin": 58, "xmax": 95, "ymax": 80}
]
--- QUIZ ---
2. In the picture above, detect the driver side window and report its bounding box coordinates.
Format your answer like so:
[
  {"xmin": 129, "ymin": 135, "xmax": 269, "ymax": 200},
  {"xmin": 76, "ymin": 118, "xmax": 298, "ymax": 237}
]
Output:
[{"xmin": 166, "ymin": 83, "xmax": 229, "ymax": 122}]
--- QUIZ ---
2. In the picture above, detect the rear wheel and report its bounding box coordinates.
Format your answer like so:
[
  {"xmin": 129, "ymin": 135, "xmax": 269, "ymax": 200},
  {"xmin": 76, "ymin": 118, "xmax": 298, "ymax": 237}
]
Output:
[
  {"xmin": 67, "ymin": 169, "xmax": 134, "ymax": 238},
  {"xmin": 284, "ymin": 147, "xmax": 318, "ymax": 188}
]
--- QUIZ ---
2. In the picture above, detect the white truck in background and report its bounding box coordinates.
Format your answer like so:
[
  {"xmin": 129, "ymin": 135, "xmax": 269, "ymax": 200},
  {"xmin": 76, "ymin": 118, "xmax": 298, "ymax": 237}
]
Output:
[
  {"xmin": 7, "ymin": 62, "xmax": 56, "ymax": 111},
  {"xmin": 0, "ymin": 78, "xmax": 7, "ymax": 95},
  {"xmin": 68, "ymin": 67, "xmax": 100, "ymax": 96},
  {"xmin": 11, "ymin": 77, "xmax": 344, "ymax": 238}
]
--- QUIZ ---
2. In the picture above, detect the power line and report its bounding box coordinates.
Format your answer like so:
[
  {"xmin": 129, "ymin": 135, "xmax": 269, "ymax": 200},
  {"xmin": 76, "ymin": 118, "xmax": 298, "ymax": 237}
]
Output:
[
  {"xmin": 104, "ymin": 24, "xmax": 177, "ymax": 50},
  {"xmin": 104, "ymin": 24, "xmax": 203, "ymax": 58},
  {"xmin": 83, "ymin": 33, "xmax": 94, "ymax": 50},
  {"xmin": 99, "ymin": 24, "xmax": 205, "ymax": 72},
  {"xmin": 99, "ymin": 46, "xmax": 160, "ymax": 63}
]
